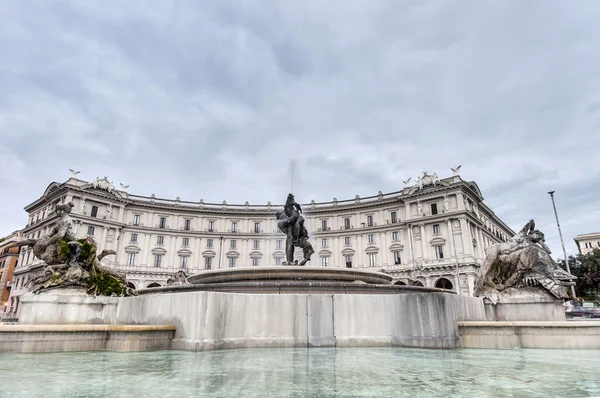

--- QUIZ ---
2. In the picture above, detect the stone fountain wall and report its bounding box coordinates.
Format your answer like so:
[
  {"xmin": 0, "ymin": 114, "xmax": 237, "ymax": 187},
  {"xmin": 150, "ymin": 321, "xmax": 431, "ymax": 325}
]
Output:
[{"xmin": 114, "ymin": 291, "xmax": 487, "ymax": 351}]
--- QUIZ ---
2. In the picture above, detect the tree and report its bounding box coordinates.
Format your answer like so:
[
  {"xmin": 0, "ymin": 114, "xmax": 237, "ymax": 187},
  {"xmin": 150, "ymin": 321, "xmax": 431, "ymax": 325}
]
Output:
[{"xmin": 557, "ymin": 249, "xmax": 600, "ymax": 300}]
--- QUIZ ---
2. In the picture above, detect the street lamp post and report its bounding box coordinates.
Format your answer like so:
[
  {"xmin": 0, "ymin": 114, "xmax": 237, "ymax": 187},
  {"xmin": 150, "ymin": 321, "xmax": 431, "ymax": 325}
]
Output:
[{"xmin": 548, "ymin": 191, "xmax": 577, "ymax": 298}]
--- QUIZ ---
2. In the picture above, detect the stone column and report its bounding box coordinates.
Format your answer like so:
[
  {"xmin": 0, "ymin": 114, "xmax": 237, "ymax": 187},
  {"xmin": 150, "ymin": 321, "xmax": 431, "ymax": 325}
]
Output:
[
  {"xmin": 141, "ymin": 234, "xmax": 150, "ymax": 266},
  {"xmin": 467, "ymin": 273, "xmax": 475, "ymax": 296},
  {"xmin": 453, "ymin": 275, "xmax": 460, "ymax": 294},
  {"xmin": 74, "ymin": 221, "xmax": 81, "ymax": 237},
  {"xmin": 419, "ymin": 224, "xmax": 426, "ymax": 259},
  {"xmin": 425, "ymin": 276, "xmax": 432, "ymax": 287},
  {"xmin": 101, "ymin": 227, "xmax": 108, "ymax": 252},
  {"xmin": 477, "ymin": 227, "xmax": 486, "ymax": 259}
]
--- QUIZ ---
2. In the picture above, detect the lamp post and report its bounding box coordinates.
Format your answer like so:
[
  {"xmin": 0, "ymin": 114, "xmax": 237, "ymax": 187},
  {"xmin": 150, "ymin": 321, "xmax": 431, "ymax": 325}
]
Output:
[{"xmin": 548, "ymin": 191, "xmax": 577, "ymax": 298}]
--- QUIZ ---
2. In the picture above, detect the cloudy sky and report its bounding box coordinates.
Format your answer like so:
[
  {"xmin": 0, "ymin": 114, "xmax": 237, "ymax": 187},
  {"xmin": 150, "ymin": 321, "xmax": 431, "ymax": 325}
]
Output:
[{"xmin": 1, "ymin": 1, "xmax": 599, "ymax": 258}]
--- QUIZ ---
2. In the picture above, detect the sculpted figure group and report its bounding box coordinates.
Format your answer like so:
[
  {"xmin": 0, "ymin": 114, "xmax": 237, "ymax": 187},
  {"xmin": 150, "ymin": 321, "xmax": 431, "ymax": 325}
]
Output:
[
  {"xmin": 474, "ymin": 219, "xmax": 575, "ymax": 302},
  {"xmin": 11, "ymin": 202, "xmax": 134, "ymax": 296},
  {"xmin": 276, "ymin": 194, "xmax": 314, "ymax": 265}
]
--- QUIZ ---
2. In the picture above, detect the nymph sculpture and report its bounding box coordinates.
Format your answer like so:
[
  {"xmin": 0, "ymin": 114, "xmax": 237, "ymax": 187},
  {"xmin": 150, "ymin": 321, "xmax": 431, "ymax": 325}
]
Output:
[
  {"xmin": 474, "ymin": 219, "xmax": 575, "ymax": 302},
  {"xmin": 275, "ymin": 194, "xmax": 314, "ymax": 265},
  {"xmin": 11, "ymin": 202, "xmax": 134, "ymax": 296}
]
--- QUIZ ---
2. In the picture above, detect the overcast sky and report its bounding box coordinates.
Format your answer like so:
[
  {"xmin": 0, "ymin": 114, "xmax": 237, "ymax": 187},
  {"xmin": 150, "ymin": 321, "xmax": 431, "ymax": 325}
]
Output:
[{"xmin": 1, "ymin": 1, "xmax": 599, "ymax": 258}]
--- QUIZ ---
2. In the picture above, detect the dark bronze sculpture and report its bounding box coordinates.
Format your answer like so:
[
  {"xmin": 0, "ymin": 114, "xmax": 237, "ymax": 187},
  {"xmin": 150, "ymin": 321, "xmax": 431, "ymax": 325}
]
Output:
[
  {"xmin": 276, "ymin": 194, "xmax": 314, "ymax": 265},
  {"xmin": 474, "ymin": 219, "xmax": 575, "ymax": 302}
]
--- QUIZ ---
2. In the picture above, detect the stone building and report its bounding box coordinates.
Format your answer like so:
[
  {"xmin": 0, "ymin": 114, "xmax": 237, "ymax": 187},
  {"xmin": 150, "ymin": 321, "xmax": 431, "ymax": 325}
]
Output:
[
  {"xmin": 574, "ymin": 232, "xmax": 600, "ymax": 255},
  {"xmin": 8, "ymin": 171, "xmax": 514, "ymax": 311},
  {"xmin": 0, "ymin": 233, "xmax": 22, "ymax": 319}
]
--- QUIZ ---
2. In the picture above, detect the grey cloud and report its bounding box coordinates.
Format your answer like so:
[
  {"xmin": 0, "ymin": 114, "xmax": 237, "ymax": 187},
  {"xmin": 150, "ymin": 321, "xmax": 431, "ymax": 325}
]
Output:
[{"xmin": 1, "ymin": 0, "xmax": 600, "ymax": 258}]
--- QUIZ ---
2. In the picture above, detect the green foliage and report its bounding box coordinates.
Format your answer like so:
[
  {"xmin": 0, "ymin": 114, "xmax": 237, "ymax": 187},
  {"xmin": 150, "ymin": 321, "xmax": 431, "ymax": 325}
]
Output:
[
  {"xmin": 58, "ymin": 239, "xmax": 71, "ymax": 263},
  {"xmin": 87, "ymin": 266, "xmax": 128, "ymax": 297},
  {"xmin": 558, "ymin": 249, "xmax": 600, "ymax": 300}
]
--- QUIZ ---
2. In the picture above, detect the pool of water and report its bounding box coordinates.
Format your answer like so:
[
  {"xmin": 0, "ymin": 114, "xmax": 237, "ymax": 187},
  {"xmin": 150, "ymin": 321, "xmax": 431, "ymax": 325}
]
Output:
[{"xmin": 1, "ymin": 348, "xmax": 599, "ymax": 398}]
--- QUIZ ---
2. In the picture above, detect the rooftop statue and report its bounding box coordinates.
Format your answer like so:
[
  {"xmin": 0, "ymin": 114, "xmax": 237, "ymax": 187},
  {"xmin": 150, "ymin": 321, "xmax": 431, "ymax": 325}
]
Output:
[
  {"xmin": 11, "ymin": 202, "xmax": 134, "ymax": 296},
  {"xmin": 275, "ymin": 193, "xmax": 314, "ymax": 266},
  {"xmin": 474, "ymin": 219, "xmax": 575, "ymax": 303}
]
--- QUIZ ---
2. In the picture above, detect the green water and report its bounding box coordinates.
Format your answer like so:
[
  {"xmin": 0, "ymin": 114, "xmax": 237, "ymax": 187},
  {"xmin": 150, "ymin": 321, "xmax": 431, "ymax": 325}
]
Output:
[{"xmin": 0, "ymin": 348, "xmax": 598, "ymax": 397}]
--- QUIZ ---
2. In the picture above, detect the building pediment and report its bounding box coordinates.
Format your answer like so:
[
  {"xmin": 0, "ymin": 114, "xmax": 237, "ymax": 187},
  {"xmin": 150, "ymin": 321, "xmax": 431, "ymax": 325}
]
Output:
[
  {"xmin": 389, "ymin": 243, "xmax": 404, "ymax": 251},
  {"xmin": 124, "ymin": 245, "xmax": 140, "ymax": 253},
  {"xmin": 177, "ymin": 248, "xmax": 192, "ymax": 256},
  {"xmin": 318, "ymin": 249, "xmax": 332, "ymax": 256},
  {"xmin": 42, "ymin": 182, "xmax": 61, "ymax": 197},
  {"xmin": 151, "ymin": 247, "xmax": 167, "ymax": 255},
  {"xmin": 202, "ymin": 249, "xmax": 216, "ymax": 258},
  {"xmin": 429, "ymin": 237, "xmax": 446, "ymax": 245},
  {"xmin": 249, "ymin": 250, "xmax": 263, "ymax": 258},
  {"xmin": 341, "ymin": 248, "xmax": 355, "ymax": 255},
  {"xmin": 365, "ymin": 245, "xmax": 379, "ymax": 254},
  {"xmin": 226, "ymin": 250, "xmax": 240, "ymax": 258}
]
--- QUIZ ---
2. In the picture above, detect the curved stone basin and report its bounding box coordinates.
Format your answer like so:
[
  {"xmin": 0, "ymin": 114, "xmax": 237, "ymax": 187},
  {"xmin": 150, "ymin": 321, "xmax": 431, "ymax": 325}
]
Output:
[
  {"xmin": 188, "ymin": 266, "xmax": 394, "ymax": 285},
  {"xmin": 139, "ymin": 267, "xmax": 454, "ymax": 295}
]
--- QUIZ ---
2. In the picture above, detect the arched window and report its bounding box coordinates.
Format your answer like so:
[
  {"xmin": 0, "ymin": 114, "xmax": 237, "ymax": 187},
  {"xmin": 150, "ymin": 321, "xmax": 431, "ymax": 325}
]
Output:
[
  {"xmin": 412, "ymin": 281, "xmax": 424, "ymax": 287},
  {"xmin": 146, "ymin": 282, "xmax": 161, "ymax": 288},
  {"xmin": 435, "ymin": 278, "xmax": 453, "ymax": 290},
  {"xmin": 127, "ymin": 282, "xmax": 137, "ymax": 290}
]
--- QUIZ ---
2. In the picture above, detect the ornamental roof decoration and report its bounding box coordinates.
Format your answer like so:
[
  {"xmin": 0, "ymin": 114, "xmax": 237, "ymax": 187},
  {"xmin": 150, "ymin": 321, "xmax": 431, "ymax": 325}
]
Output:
[{"xmin": 91, "ymin": 176, "xmax": 115, "ymax": 193}]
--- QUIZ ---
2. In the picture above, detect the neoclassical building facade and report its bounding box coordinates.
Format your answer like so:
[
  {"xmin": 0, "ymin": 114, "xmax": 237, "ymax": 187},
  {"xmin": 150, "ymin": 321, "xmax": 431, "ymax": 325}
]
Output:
[{"xmin": 8, "ymin": 171, "xmax": 514, "ymax": 313}]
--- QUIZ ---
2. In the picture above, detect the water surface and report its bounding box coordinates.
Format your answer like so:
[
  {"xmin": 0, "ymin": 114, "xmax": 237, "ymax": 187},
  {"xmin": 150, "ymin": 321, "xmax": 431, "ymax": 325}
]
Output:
[{"xmin": 0, "ymin": 348, "xmax": 598, "ymax": 398}]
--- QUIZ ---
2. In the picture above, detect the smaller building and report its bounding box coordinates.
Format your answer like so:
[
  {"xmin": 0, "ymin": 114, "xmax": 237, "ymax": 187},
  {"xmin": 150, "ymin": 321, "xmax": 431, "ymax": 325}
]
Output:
[
  {"xmin": 574, "ymin": 233, "xmax": 600, "ymax": 255},
  {"xmin": 0, "ymin": 232, "xmax": 22, "ymax": 320}
]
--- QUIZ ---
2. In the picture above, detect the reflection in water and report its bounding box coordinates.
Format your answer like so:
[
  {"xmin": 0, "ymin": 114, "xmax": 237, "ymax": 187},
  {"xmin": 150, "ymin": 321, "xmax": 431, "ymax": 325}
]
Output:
[{"xmin": 0, "ymin": 347, "xmax": 599, "ymax": 398}]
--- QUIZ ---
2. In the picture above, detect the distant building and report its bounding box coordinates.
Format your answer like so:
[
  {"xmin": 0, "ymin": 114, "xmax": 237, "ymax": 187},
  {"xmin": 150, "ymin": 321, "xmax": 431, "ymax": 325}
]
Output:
[
  {"xmin": 8, "ymin": 171, "xmax": 515, "ymax": 315},
  {"xmin": 0, "ymin": 232, "xmax": 22, "ymax": 319},
  {"xmin": 574, "ymin": 233, "xmax": 600, "ymax": 255}
]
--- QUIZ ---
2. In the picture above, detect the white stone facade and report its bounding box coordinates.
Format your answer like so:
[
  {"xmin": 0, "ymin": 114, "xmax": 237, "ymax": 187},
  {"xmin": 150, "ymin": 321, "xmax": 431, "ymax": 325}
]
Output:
[
  {"xmin": 574, "ymin": 232, "xmax": 600, "ymax": 255},
  {"xmin": 9, "ymin": 172, "xmax": 514, "ymax": 311}
]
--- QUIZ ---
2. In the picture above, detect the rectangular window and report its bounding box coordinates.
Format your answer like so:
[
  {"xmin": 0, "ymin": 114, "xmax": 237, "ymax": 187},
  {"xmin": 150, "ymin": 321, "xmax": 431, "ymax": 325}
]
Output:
[
  {"xmin": 391, "ymin": 211, "xmax": 397, "ymax": 223},
  {"xmin": 344, "ymin": 218, "xmax": 351, "ymax": 229},
  {"xmin": 367, "ymin": 215, "xmax": 373, "ymax": 227},
  {"xmin": 368, "ymin": 253, "xmax": 376, "ymax": 267},
  {"xmin": 231, "ymin": 222, "xmax": 237, "ymax": 233},
  {"xmin": 157, "ymin": 235, "xmax": 164, "ymax": 245},
  {"xmin": 254, "ymin": 222, "xmax": 261, "ymax": 233},
  {"xmin": 321, "ymin": 238, "xmax": 328, "ymax": 247},
  {"xmin": 276, "ymin": 240, "xmax": 282, "ymax": 249},
  {"xmin": 435, "ymin": 246, "xmax": 444, "ymax": 259},
  {"xmin": 433, "ymin": 224, "xmax": 440, "ymax": 235},
  {"xmin": 130, "ymin": 233, "xmax": 138, "ymax": 243},
  {"xmin": 207, "ymin": 239, "xmax": 213, "ymax": 249},
  {"xmin": 208, "ymin": 221, "xmax": 215, "ymax": 232},
  {"xmin": 252, "ymin": 258, "xmax": 259, "ymax": 267},
  {"xmin": 253, "ymin": 240, "xmax": 260, "ymax": 250},
  {"xmin": 182, "ymin": 238, "xmax": 190, "ymax": 247},
  {"xmin": 230, "ymin": 239, "xmax": 237, "ymax": 249},
  {"xmin": 431, "ymin": 203, "xmax": 438, "ymax": 215},
  {"xmin": 275, "ymin": 257, "xmax": 282, "ymax": 266},
  {"xmin": 90, "ymin": 206, "xmax": 98, "ymax": 218},
  {"xmin": 394, "ymin": 251, "xmax": 402, "ymax": 265},
  {"xmin": 321, "ymin": 256, "xmax": 329, "ymax": 267},
  {"xmin": 180, "ymin": 256, "xmax": 188, "ymax": 269},
  {"xmin": 228, "ymin": 257, "xmax": 236, "ymax": 268},
  {"xmin": 392, "ymin": 231, "xmax": 399, "ymax": 241},
  {"xmin": 345, "ymin": 255, "xmax": 353, "ymax": 268},
  {"xmin": 184, "ymin": 219, "xmax": 191, "ymax": 231},
  {"xmin": 344, "ymin": 237, "xmax": 351, "ymax": 246},
  {"xmin": 87, "ymin": 226, "xmax": 95, "ymax": 236},
  {"xmin": 127, "ymin": 253, "xmax": 135, "ymax": 266},
  {"xmin": 321, "ymin": 220, "xmax": 327, "ymax": 231},
  {"xmin": 205, "ymin": 256, "xmax": 212, "ymax": 270},
  {"xmin": 159, "ymin": 217, "xmax": 167, "ymax": 229},
  {"xmin": 154, "ymin": 254, "xmax": 162, "ymax": 267},
  {"xmin": 368, "ymin": 234, "xmax": 375, "ymax": 244},
  {"xmin": 133, "ymin": 214, "xmax": 140, "ymax": 225}
]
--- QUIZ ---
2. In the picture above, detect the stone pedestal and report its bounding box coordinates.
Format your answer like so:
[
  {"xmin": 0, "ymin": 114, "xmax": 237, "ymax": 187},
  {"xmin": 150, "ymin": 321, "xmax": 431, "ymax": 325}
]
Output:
[
  {"xmin": 18, "ymin": 290, "xmax": 118, "ymax": 325},
  {"xmin": 483, "ymin": 295, "xmax": 566, "ymax": 322}
]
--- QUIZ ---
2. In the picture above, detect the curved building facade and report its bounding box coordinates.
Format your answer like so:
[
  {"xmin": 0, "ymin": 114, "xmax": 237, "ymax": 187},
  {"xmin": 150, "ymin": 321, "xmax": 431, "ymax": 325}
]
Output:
[{"xmin": 8, "ymin": 172, "xmax": 514, "ymax": 313}]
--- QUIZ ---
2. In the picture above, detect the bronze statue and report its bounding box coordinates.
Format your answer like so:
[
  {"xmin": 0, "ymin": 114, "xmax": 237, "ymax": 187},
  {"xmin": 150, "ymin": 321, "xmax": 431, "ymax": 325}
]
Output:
[
  {"xmin": 276, "ymin": 193, "xmax": 314, "ymax": 265},
  {"xmin": 474, "ymin": 219, "xmax": 575, "ymax": 302}
]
